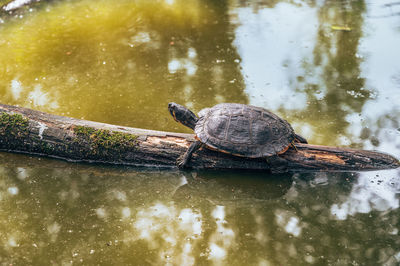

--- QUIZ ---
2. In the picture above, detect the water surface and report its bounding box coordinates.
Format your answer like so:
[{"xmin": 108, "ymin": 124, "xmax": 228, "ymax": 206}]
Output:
[{"xmin": 0, "ymin": 0, "xmax": 399, "ymax": 265}]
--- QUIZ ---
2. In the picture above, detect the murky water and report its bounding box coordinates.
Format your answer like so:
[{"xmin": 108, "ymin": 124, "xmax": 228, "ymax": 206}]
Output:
[{"xmin": 0, "ymin": 0, "xmax": 399, "ymax": 265}]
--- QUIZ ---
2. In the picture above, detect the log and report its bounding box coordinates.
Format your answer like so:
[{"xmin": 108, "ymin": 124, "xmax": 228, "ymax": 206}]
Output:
[
  {"xmin": 1, "ymin": 0, "xmax": 37, "ymax": 12},
  {"xmin": 0, "ymin": 103, "xmax": 398, "ymax": 173}
]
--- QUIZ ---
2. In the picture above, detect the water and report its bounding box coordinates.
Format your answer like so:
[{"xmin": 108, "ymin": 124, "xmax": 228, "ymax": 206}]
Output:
[{"xmin": 0, "ymin": 0, "xmax": 399, "ymax": 265}]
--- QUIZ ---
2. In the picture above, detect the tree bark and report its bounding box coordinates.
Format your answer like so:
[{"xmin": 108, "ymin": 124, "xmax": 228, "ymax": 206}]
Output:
[
  {"xmin": 1, "ymin": 0, "xmax": 42, "ymax": 12},
  {"xmin": 0, "ymin": 103, "xmax": 398, "ymax": 173}
]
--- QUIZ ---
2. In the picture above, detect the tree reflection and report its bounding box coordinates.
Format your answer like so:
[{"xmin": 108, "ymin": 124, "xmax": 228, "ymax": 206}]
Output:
[
  {"xmin": 0, "ymin": 153, "xmax": 399, "ymax": 265},
  {"xmin": 232, "ymin": 0, "xmax": 376, "ymax": 147},
  {"xmin": 305, "ymin": 0, "xmax": 368, "ymax": 146},
  {"xmin": 234, "ymin": 0, "xmax": 399, "ymax": 156}
]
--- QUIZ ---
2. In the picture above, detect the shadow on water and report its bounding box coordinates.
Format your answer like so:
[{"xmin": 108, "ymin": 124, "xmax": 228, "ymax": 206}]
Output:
[{"xmin": 173, "ymin": 170, "xmax": 293, "ymax": 206}]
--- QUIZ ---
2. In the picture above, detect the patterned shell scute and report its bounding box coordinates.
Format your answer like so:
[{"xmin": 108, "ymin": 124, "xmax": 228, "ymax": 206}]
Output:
[{"xmin": 194, "ymin": 103, "xmax": 295, "ymax": 158}]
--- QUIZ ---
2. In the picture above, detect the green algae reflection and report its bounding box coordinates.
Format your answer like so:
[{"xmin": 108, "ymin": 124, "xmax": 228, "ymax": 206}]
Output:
[{"xmin": 0, "ymin": 0, "xmax": 246, "ymax": 133}]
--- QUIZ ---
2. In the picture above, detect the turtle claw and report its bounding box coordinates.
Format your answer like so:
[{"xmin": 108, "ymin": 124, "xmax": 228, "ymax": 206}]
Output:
[
  {"xmin": 177, "ymin": 141, "xmax": 202, "ymax": 169},
  {"xmin": 177, "ymin": 155, "xmax": 189, "ymax": 169}
]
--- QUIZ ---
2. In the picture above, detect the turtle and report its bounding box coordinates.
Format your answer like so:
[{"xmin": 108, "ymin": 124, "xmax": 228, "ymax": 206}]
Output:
[{"xmin": 168, "ymin": 102, "xmax": 307, "ymax": 171}]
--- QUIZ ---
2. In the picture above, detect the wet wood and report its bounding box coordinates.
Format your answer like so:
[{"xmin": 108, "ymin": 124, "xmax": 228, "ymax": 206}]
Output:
[
  {"xmin": 1, "ymin": 0, "xmax": 35, "ymax": 12},
  {"xmin": 0, "ymin": 103, "xmax": 399, "ymax": 173}
]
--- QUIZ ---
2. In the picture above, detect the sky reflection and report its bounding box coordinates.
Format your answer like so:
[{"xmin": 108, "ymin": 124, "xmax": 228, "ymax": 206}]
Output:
[
  {"xmin": 233, "ymin": 3, "xmax": 316, "ymax": 111},
  {"xmin": 331, "ymin": 169, "xmax": 400, "ymax": 220},
  {"xmin": 232, "ymin": 0, "xmax": 399, "ymax": 150},
  {"xmin": 133, "ymin": 202, "xmax": 203, "ymax": 265}
]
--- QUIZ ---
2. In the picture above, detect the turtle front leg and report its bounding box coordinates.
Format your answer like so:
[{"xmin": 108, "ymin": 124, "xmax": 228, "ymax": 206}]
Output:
[
  {"xmin": 266, "ymin": 155, "xmax": 289, "ymax": 174},
  {"xmin": 177, "ymin": 140, "xmax": 203, "ymax": 168}
]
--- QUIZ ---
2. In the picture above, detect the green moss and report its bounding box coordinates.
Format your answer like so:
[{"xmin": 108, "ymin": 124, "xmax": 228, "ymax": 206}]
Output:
[
  {"xmin": 74, "ymin": 125, "xmax": 96, "ymax": 136},
  {"xmin": 73, "ymin": 126, "xmax": 138, "ymax": 156},
  {"xmin": 40, "ymin": 141, "xmax": 55, "ymax": 152},
  {"xmin": 0, "ymin": 112, "xmax": 29, "ymax": 138}
]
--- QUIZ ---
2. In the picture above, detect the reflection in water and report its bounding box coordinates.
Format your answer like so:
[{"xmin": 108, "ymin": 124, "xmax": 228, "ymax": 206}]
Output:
[
  {"xmin": 0, "ymin": 153, "xmax": 293, "ymax": 265},
  {"xmin": 0, "ymin": 0, "xmax": 246, "ymax": 133},
  {"xmin": 232, "ymin": 3, "xmax": 315, "ymax": 111},
  {"xmin": 331, "ymin": 170, "xmax": 400, "ymax": 220},
  {"xmin": 132, "ymin": 203, "xmax": 202, "ymax": 265},
  {"xmin": 275, "ymin": 209, "xmax": 303, "ymax": 237},
  {"xmin": 232, "ymin": 0, "xmax": 370, "ymax": 146},
  {"xmin": 0, "ymin": 0, "xmax": 399, "ymax": 265},
  {"xmin": 174, "ymin": 170, "xmax": 293, "ymax": 204},
  {"xmin": 1, "ymin": 152, "xmax": 399, "ymax": 265},
  {"xmin": 233, "ymin": 0, "xmax": 399, "ymax": 151},
  {"xmin": 208, "ymin": 205, "xmax": 235, "ymax": 262}
]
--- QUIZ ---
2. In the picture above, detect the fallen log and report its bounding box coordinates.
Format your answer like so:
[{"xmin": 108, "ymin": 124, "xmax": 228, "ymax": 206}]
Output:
[
  {"xmin": 0, "ymin": 103, "xmax": 398, "ymax": 173},
  {"xmin": 1, "ymin": 0, "xmax": 37, "ymax": 12}
]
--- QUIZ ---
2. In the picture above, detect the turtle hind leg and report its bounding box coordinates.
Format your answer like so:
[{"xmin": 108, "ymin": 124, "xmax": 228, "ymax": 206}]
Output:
[
  {"xmin": 266, "ymin": 155, "xmax": 288, "ymax": 174},
  {"xmin": 177, "ymin": 140, "xmax": 203, "ymax": 168}
]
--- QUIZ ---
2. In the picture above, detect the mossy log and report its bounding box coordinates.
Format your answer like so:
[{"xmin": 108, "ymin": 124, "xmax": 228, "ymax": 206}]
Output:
[{"xmin": 0, "ymin": 103, "xmax": 399, "ymax": 173}]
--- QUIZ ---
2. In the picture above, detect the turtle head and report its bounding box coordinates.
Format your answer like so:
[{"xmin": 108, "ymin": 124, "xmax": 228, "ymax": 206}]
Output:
[{"xmin": 168, "ymin": 102, "xmax": 198, "ymax": 130}]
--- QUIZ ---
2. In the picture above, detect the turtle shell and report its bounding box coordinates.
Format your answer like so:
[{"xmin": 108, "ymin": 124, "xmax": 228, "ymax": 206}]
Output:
[{"xmin": 194, "ymin": 103, "xmax": 295, "ymax": 158}]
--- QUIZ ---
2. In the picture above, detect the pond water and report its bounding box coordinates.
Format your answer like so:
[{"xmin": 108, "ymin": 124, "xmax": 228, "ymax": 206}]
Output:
[{"xmin": 0, "ymin": 0, "xmax": 399, "ymax": 265}]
